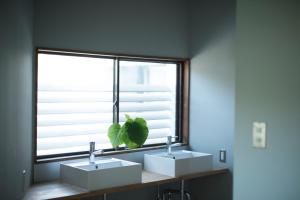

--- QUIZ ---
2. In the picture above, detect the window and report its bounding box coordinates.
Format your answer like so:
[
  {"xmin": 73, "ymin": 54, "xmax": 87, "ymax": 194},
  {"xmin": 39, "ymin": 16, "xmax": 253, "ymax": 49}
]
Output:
[
  {"xmin": 35, "ymin": 49, "xmax": 189, "ymax": 161},
  {"xmin": 119, "ymin": 61, "xmax": 177, "ymax": 145}
]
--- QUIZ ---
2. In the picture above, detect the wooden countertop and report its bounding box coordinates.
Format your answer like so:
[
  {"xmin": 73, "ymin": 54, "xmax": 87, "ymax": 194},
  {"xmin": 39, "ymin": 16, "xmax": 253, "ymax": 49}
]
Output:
[{"xmin": 24, "ymin": 168, "xmax": 228, "ymax": 200}]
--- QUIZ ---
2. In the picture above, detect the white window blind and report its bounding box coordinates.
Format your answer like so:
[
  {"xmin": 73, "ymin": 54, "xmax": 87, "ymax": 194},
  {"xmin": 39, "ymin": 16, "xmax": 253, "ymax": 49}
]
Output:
[
  {"xmin": 37, "ymin": 53, "xmax": 177, "ymax": 157},
  {"xmin": 119, "ymin": 61, "xmax": 177, "ymax": 145}
]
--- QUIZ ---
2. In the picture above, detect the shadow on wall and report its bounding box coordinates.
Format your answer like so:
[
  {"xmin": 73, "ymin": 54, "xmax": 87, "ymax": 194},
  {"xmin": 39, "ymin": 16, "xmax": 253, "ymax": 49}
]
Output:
[
  {"xmin": 188, "ymin": 0, "xmax": 236, "ymax": 58},
  {"xmin": 187, "ymin": 0, "xmax": 236, "ymax": 200}
]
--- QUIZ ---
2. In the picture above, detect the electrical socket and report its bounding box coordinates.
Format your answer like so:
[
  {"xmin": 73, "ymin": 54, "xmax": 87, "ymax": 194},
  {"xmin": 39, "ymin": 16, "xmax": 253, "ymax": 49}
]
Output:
[{"xmin": 219, "ymin": 149, "xmax": 226, "ymax": 163}]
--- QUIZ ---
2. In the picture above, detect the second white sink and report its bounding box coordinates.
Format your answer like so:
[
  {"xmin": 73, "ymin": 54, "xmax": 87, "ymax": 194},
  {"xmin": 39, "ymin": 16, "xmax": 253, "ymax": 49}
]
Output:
[
  {"xmin": 61, "ymin": 158, "xmax": 142, "ymax": 191},
  {"xmin": 144, "ymin": 150, "xmax": 213, "ymax": 177}
]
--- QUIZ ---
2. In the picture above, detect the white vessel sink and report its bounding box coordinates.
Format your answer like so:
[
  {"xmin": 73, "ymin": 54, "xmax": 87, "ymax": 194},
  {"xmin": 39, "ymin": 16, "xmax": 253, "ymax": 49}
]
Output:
[
  {"xmin": 60, "ymin": 158, "xmax": 142, "ymax": 191},
  {"xmin": 144, "ymin": 150, "xmax": 213, "ymax": 177}
]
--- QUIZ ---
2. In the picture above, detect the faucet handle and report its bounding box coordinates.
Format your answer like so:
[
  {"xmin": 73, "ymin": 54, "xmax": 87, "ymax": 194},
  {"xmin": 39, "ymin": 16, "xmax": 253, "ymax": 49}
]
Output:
[{"xmin": 94, "ymin": 149, "xmax": 104, "ymax": 156}]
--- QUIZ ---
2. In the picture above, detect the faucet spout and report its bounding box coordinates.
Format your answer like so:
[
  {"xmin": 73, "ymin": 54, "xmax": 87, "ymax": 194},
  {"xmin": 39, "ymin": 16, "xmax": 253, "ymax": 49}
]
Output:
[
  {"xmin": 89, "ymin": 142, "xmax": 104, "ymax": 164},
  {"xmin": 166, "ymin": 136, "xmax": 178, "ymax": 156}
]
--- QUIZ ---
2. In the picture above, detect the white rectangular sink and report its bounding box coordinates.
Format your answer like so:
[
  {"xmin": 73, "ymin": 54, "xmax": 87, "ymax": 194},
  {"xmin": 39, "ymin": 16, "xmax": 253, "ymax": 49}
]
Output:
[
  {"xmin": 144, "ymin": 150, "xmax": 213, "ymax": 177},
  {"xmin": 60, "ymin": 158, "xmax": 142, "ymax": 191}
]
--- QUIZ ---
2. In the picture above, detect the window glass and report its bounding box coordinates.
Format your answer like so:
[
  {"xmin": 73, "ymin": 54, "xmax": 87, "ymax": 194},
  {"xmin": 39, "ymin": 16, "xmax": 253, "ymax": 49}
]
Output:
[
  {"xmin": 119, "ymin": 61, "xmax": 177, "ymax": 145},
  {"xmin": 37, "ymin": 53, "xmax": 114, "ymax": 156},
  {"xmin": 36, "ymin": 51, "xmax": 181, "ymax": 159}
]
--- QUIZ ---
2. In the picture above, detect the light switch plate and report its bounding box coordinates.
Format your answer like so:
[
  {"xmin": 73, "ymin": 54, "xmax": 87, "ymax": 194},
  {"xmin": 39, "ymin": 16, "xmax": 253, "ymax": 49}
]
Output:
[{"xmin": 252, "ymin": 122, "xmax": 266, "ymax": 148}]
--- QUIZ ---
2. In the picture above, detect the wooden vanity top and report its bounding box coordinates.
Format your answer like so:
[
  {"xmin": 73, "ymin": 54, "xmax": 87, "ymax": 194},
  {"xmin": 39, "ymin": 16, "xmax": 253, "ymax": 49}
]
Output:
[{"xmin": 24, "ymin": 168, "xmax": 228, "ymax": 200}]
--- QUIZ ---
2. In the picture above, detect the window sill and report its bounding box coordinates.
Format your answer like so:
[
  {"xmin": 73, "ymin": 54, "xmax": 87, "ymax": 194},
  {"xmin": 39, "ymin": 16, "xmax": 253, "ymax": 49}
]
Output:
[{"xmin": 36, "ymin": 143, "xmax": 188, "ymax": 164}]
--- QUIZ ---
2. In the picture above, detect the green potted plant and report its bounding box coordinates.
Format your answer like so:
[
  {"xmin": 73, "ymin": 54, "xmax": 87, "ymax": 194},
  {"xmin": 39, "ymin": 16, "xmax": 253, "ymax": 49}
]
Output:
[{"xmin": 107, "ymin": 114, "xmax": 149, "ymax": 149}]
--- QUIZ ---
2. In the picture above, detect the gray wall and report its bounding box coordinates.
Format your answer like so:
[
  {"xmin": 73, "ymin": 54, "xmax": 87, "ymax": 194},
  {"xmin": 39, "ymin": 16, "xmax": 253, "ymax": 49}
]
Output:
[
  {"xmin": 33, "ymin": 0, "xmax": 189, "ymax": 199},
  {"xmin": 188, "ymin": 0, "xmax": 235, "ymax": 199},
  {"xmin": 0, "ymin": 0, "xmax": 33, "ymax": 199},
  {"xmin": 33, "ymin": 1, "xmax": 237, "ymax": 199},
  {"xmin": 0, "ymin": 0, "xmax": 237, "ymax": 199},
  {"xmin": 235, "ymin": 0, "xmax": 300, "ymax": 200},
  {"xmin": 33, "ymin": 0, "xmax": 236, "ymax": 199},
  {"xmin": 34, "ymin": 0, "xmax": 188, "ymax": 58},
  {"xmin": 3, "ymin": 0, "xmax": 300, "ymax": 199}
]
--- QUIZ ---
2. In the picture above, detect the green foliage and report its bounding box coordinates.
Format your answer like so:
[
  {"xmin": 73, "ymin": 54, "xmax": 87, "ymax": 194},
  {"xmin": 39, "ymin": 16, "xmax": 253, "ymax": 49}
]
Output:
[
  {"xmin": 107, "ymin": 115, "xmax": 149, "ymax": 149},
  {"xmin": 107, "ymin": 123, "xmax": 122, "ymax": 148}
]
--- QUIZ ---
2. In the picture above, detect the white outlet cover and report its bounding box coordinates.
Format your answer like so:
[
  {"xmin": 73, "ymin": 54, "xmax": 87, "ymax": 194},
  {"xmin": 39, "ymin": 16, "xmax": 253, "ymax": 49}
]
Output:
[{"xmin": 252, "ymin": 122, "xmax": 266, "ymax": 148}]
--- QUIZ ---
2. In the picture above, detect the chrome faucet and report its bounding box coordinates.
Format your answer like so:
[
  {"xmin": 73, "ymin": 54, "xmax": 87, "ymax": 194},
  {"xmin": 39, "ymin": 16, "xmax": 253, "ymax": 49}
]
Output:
[
  {"xmin": 166, "ymin": 136, "xmax": 178, "ymax": 155},
  {"xmin": 89, "ymin": 141, "xmax": 104, "ymax": 164},
  {"xmin": 89, "ymin": 142, "xmax": 96, "ymax": 164}
]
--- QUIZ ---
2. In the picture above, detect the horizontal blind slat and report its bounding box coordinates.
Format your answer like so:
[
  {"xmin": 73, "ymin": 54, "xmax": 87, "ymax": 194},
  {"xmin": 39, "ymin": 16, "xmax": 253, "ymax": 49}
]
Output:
[
  {"xmin": 38, "ymin": 91, "xmax": 112, "ymax": 103},
  {"xmin": 37, "ymin": 119, "xmax": 171, "ymax": 138},
  {"xmin": 38, "ymin": 85, "xmax": 172, "ymax": 92},
  {"xmin": 37, "ymin": 136, "xmax": 169, "ymax": 156},
  {"xmin": 37, "ymin": 129, "xmax": 170, "ymax": 151},
  {"xmin": 119, "ymin": 111, "xmax": 171, "ymax": 121},
  {"xmin": 38, "ymin": 84, "xmax": 112, "ymax": 92},
  {"xmin": 38, "ymin": 102, "xmax": 171, "ymax": 114},
  {"xmin": 120, "ymin": 93, "xmax": 172, "ymax": 102},
  {"xmin": 38, "ymin": 123, "xmax": 111, "ymax": 138},
  {"xmin": 119, "ymin": 120, "xmax": 171, "ymax": 129},
  {"xmin": 146, "ymin": 129, "xmax": 171, "ymax": 139},
  {"xmin": 37, "ymin": 111, "xmax": 172, "ymax": 126},
  {"xmin": 120, "ymin": 85, "xmax": 171, "ymax": 92},
  {"xmin": 37, "ymin": 144, "xmax": 112, "ymax": 156},
  {"xmin": 38, "ymin": 91, "xmax": 171, "ymax": 103},
  {"xmin": 38, "ymin": 113, "xmax": 113, "ymax": 126},
  {"xmin": 119, "ymin": 102, "xmax": 171, "ymax": 112},
  {"xmin": 144, "ymin": 138, "xmax": 168, "ymax": 145},
  {"xmin": 38, "ymin": 102, "xmax": 113, "ymax": 114},
  {"xmin": 37, "ymin": 134, "xmax": 111, "ymax": 150}
]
